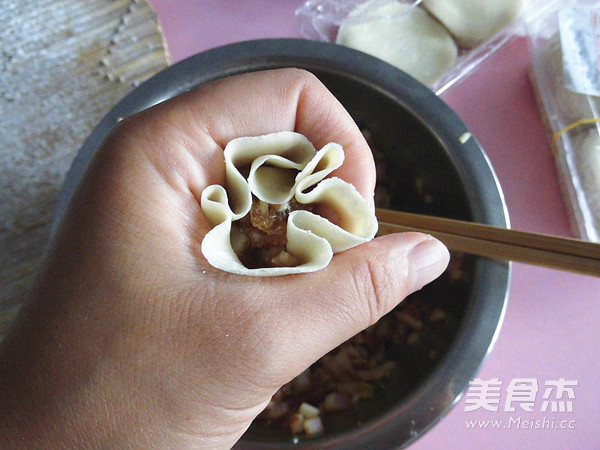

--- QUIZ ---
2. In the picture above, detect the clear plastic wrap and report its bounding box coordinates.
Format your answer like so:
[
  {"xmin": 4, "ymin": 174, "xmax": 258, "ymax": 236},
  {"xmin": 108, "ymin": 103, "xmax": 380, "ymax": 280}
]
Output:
[
  {"xmin": 527, "ymin": 0, "xmax": 600, "ymax": 242},
  {"xmin": 295, "ymin": 0, "xmax": 525, "ymax": 94}
]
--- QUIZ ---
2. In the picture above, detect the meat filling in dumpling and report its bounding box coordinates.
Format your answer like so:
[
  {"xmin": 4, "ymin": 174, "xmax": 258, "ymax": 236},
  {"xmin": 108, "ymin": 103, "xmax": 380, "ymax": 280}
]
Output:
[{"xmin": 232, "ymin": 196, "xmax": 314, "ymax": 268}]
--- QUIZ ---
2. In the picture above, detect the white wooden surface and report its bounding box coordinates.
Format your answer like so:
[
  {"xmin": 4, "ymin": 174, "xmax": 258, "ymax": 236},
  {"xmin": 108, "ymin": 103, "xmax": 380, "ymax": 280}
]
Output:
[{"xmin": 0, "ymin": 0, "xmax": 170, "ymax": 336}]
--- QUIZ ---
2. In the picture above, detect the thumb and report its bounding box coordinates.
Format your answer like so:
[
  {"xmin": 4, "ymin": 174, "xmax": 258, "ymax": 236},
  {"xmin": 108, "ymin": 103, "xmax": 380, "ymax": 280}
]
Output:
[
  {"xmin": 320, "ymin": 232, "xmax": 450, "ymax": 335},
  {"xmin": 265, "ymin": 232, "xmax": 450, "ymax": 379}
]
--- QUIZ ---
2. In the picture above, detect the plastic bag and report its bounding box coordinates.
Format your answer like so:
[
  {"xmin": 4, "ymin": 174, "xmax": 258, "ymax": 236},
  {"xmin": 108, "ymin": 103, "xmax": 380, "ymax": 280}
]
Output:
[
  {"xmin": 297, "ymin": 0, "xmax": 421, "ymax": 41},
  {"xmin": 527, "ymin": 0, "xmax": 600, "ymax": 241},
  {"xmin": 296, "ymin": 0, "xmax": 525, "ymax": 94}
]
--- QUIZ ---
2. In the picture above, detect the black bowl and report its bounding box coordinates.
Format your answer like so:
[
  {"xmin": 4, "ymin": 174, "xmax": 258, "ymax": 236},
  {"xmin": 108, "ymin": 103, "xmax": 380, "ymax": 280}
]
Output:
[{"xmin": 53, "ymin": 39, "xmax": 510, "ymax": 449}]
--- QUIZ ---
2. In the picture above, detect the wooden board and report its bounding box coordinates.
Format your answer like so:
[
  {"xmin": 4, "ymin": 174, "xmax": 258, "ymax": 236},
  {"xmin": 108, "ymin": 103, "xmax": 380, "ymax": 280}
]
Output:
[{"xmin": 0, "ymin": 0, "xmax": 170, "ymax": 337}]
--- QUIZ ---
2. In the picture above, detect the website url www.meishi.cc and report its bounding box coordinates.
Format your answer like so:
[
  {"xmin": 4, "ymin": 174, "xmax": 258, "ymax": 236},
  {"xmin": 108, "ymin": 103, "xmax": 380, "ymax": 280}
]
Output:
[{"xmin": 466, "ymin": 416, "xmax": 576, "ymax": 430}]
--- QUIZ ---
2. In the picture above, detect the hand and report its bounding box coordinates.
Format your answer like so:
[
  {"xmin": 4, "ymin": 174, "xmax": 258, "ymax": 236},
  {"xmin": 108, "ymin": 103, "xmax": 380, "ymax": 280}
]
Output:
[{"xmin": 0, "ymin": 68, "xmax": 449, "ymax": 449}]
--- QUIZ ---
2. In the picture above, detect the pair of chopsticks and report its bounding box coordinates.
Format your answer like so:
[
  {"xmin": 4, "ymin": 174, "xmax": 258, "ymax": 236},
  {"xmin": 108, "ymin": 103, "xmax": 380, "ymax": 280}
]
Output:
[{"xmin": 376, "ymin": 208, "xmax": 600, "ymax": 277}]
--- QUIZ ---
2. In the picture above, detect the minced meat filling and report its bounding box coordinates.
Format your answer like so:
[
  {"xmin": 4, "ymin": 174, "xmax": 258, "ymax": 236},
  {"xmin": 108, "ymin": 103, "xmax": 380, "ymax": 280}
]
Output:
[{"xmin": 232, "ymin": 196, "xmax": 313, "ymax": 269}]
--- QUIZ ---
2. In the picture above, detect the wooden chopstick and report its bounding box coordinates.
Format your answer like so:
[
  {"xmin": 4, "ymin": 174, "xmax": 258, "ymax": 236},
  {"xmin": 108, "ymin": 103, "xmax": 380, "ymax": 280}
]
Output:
[{"xmin": 375, "ymin": 208, "xmax": 600, "ymax": 277}]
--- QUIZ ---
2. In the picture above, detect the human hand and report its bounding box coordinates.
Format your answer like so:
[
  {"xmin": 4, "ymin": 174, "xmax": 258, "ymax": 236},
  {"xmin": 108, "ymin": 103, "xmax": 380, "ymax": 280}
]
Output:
[{"xmin": 0, "ymin": 68, "xmax": 449, "ymax": 449}]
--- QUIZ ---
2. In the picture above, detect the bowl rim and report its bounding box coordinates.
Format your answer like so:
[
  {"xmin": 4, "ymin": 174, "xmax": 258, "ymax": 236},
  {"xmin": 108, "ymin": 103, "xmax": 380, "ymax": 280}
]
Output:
[{"xmin": 52, "ymin": 38, "xmax": 511, "ymax": 449}]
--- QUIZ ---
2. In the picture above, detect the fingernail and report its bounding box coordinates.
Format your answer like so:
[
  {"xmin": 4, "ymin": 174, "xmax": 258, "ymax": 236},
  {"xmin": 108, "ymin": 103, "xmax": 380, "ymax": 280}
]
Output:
[{"xmin": 408, "ymin": 237, "xmax": 450, "ymax": 294}]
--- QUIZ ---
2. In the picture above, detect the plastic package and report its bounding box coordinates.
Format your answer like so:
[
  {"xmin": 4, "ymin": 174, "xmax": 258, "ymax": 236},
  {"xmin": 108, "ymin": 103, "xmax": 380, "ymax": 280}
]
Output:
[
  {"xmin": 527, "ymin": 0, "xmax": 600, "ymax": 242},
  {"xmin": 296, "ymin": 0, "xmax": 524, "ymax": 94}
]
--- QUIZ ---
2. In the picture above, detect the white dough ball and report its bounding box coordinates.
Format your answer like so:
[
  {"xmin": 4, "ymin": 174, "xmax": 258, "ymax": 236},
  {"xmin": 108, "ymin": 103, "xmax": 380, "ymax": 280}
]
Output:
[
  {"xmin": 422, "ymin": 0, "xmax": 523, "ymax": 48},
  {"xmin": 336, "ymin": 2, "xmax": 457, "ymax": 86}
]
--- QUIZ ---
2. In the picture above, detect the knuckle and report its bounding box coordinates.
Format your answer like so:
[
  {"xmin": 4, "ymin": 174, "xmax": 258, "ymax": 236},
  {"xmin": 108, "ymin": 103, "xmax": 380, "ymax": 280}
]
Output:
[{"xmin": 349, "ymin": 254, "xmax": 396, "ymax": 328}]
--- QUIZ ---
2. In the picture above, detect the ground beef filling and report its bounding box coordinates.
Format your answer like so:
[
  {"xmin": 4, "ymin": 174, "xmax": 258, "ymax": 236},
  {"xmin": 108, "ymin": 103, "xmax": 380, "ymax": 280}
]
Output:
[{"xmin": 232, "ymin": 196, "xmax": 313, "ymax": 269}]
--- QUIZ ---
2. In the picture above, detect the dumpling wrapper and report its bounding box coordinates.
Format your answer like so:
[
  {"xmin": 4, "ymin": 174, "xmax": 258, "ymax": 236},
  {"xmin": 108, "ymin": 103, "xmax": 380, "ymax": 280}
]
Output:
[
  {"xmin": 573, "ymin": 129, "xmax": 600, "ymax": 230},
  {"xmin": 537, "ymin": 35, "xmax": 600, "ymax": 125},
  {"xmin": 422, "ymin": 0, "xmax": 523, "ymax": 49},
  {"xmin": 200, "ymin": 131, "xmax": 378, "ymax": 276},
  {"xmin": 336, "ymin": 1, "xmax": 457, "ymax": 86}
]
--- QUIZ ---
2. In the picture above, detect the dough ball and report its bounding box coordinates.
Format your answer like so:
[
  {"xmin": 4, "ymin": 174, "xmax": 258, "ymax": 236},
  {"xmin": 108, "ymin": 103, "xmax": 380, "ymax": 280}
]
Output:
[
  {"xmin": 336, "ymin": 2, "xmax": 457, "ymax": 86},
  {"xmin": 422, "ymin": 0, "xmax": 523, "ymax": 48}
]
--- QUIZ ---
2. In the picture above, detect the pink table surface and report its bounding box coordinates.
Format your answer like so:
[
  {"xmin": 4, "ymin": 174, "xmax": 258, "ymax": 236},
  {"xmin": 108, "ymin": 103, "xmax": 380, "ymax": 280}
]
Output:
[{"xmin": 147, "ymin": 1, "xmax": 600, "ymax": 448}]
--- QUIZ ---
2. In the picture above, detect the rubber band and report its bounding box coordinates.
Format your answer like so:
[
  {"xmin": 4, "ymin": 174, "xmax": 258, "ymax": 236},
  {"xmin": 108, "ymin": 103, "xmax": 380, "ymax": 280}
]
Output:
[{"xmin": 553, "ymin": 117, "xmax": 600, "ymax": 147}]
